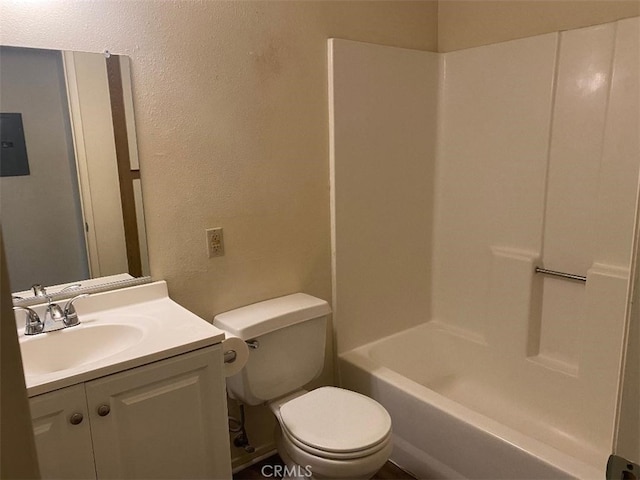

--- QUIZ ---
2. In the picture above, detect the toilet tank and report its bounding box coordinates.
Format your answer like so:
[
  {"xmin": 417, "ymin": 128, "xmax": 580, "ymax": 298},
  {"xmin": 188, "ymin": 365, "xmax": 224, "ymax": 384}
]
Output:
[{"xmin": 213, "ymin": 293, "xmax": 331, "ymax": 405}]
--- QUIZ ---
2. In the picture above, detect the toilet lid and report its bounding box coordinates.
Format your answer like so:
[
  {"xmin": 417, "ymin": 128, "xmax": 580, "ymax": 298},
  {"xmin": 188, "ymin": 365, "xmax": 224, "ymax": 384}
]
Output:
[{"xmin": 279, "ymin": 387, "xmax": 392, "ymax": 453}]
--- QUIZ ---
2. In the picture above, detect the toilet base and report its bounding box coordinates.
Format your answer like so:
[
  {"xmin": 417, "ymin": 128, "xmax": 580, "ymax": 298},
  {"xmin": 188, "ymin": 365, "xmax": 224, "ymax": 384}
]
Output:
[{"xmin": 276, "ymin": 440, "xmax": 321, "ymax": 480}]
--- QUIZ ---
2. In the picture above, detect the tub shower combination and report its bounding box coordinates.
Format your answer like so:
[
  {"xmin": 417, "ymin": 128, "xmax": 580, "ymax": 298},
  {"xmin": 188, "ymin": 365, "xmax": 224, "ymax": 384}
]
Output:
[{"xmin": 330, "ymin": 17, "xmax": 639, "ymax": 480}]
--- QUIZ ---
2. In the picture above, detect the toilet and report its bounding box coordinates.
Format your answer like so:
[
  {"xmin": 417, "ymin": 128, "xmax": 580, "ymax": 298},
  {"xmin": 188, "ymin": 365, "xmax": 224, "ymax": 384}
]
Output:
[{"xmin": 213, "ymin": 293, "xmax": 392, "ymax": 479}]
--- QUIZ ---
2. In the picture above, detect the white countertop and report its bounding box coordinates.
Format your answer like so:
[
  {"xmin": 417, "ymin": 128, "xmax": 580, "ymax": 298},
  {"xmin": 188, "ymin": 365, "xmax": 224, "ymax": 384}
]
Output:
[{"xmin": 17, "ymin": 281, "xmax": 226, "ymax": 397}]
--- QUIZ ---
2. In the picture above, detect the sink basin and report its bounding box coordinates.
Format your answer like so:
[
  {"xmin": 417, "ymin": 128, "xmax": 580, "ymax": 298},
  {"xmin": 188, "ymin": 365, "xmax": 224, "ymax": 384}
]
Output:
[{"xmin": 20, "ymin": 323, "xmax": 144, "ymax": 376}]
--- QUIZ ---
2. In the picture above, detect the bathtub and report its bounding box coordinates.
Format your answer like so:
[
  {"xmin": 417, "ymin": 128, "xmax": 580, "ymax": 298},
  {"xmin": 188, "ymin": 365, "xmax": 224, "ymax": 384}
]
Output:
[{"xmin": 339, "ymin": 322, "xmax": 604, "ymax": 479}]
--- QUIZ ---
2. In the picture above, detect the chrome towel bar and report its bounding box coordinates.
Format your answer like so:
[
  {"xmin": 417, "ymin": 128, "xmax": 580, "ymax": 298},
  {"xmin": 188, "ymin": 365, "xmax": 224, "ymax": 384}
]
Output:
[{"xmin": 535, "ymin": 267, "xmax": 586, "ymax": 283}]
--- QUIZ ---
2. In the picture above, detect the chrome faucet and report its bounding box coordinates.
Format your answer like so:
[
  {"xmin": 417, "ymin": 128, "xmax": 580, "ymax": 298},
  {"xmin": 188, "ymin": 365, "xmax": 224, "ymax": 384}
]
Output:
[
  {"xmin": 14, "ymin": 294, "xmax": 89, "ymax": 335},
  {"xmin": 13, "ymin": 306, "xmax": 45, "ymax": 335}
]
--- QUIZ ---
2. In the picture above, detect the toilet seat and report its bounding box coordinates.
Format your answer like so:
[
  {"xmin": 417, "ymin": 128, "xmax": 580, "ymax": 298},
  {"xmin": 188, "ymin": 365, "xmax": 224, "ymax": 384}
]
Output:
[
  {"xmin": 281, "ymin": 422, "xmax": 392, "ymax": 460},
  {"xmin": 277, "ymin": 386, "xmax": 392, "ymax": 459},
  {"xmin": 276, "ymin": 426, "xmax": 394, "ymax": 480}
]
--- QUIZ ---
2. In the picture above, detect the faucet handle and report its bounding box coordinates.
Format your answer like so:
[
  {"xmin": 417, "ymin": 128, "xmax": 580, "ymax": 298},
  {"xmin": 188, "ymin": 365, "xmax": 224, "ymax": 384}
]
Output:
[
  {"xmin": 32, "ymin": 284, "xmax": 47, "ymax": 297},
  {"xmin": 63, "ymin": 294, "xmax": 89, "ymax": 327},
  {"xmin": 45, "ymin": 295, "xmax": 65, "ymax": 323},
  {"xmin": 14, "ymin": 306, "xmax": 44, "ymax": 335}
]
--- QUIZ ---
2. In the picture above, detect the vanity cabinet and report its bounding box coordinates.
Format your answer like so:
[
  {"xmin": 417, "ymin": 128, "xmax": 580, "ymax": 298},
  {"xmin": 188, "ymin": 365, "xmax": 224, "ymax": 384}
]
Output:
[{"xmin": 30, "ymin": 346, "xmax": 231, "ymax": 479}]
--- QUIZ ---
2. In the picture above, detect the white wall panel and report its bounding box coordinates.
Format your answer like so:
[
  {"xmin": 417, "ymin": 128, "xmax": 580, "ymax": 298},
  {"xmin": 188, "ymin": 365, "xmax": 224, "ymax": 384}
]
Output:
[
  {"xmin": 596, "ymin": 17, "xmax": 640, "ymax": 269},
  {"xmin": 543, "ymin": 23, "xmax": 615, "ymax": 273},
  {"xmin": 537, "ymin": 23, "xmax": 616, "ymax": 372},
  {"xmin": 434, "ymin": 33, "xmax": 557, "ymax": 337},
  {"xmin": 329, "ymin": 39, "xmax": 439, "ymax": 353},
  {"xmin": 434, "ymin": 19, "xmax": 639, "ymax": 465}
]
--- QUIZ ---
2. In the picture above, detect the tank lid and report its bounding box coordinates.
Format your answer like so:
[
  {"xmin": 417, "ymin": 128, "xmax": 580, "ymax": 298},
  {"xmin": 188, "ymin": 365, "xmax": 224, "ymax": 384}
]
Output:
[{"xmin": 213, "ymin": 293, "xmax": 331, "ymax": 340}]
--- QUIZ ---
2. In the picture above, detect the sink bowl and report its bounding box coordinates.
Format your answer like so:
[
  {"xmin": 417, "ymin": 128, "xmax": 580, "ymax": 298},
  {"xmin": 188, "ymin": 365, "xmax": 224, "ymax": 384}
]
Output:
[{"xmin": 20, "ymin": 323, "xmax": 144, "ymax": 376}]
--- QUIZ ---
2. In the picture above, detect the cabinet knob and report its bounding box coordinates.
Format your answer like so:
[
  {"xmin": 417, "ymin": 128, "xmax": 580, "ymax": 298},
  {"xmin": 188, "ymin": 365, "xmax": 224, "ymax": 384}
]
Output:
[
  {"xmin": 69, "ymin": 413, "xmax": 83, "ymax": 425},
  {"xmin": 97, "ymin": 404, "xmax": 111, "ymax": 417}
]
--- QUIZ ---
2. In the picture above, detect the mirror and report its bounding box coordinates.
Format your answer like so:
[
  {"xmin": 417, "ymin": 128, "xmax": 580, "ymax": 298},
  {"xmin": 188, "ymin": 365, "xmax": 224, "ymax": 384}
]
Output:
[{"xmin": 0, "ymin": 46, "xmax": 150, "ymax": 297}]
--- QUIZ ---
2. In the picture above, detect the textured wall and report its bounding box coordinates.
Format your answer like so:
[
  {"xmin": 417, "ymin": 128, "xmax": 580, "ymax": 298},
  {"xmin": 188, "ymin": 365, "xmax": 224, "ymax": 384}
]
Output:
[
  {"xmin": 0, "ymin": 0, "xmax": 437, "ymax": 467},
  {"xmin": 0, "ymin": 0, "xmax": 437, "ymax": 318},
  {"xmin": 438, "ymin": 0, "xmax": 639, "ymax": 51}
]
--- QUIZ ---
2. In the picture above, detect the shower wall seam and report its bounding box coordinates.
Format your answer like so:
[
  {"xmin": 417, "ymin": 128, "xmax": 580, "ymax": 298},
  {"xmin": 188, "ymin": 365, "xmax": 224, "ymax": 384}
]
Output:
[{"xmin": 537, "ymin": 33, "xmax": 562, "ymax": 264}]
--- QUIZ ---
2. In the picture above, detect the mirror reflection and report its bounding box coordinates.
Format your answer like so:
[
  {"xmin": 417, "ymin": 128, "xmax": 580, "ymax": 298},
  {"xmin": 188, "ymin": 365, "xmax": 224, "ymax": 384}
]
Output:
[{"xmin": 0, "ymin": 46, "xmax": 149, "ymax": 294}]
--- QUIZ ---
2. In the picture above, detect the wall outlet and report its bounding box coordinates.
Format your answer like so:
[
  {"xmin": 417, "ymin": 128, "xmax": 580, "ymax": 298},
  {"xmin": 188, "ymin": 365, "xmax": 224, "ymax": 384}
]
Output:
[{"xmin": 206, "ymin": 227, "xmax": 225, "ymax": 258}]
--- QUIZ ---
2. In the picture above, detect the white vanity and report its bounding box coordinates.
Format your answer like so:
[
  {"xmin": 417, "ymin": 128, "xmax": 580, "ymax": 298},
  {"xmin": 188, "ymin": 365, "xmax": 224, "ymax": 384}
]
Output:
[{"xmin": 16, "ymin": 281, "xmax": 233, "ymax": 479}]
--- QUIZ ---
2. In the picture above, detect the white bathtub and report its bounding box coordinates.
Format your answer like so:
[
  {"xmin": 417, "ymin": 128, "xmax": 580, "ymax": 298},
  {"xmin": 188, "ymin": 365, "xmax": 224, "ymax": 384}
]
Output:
[{"xmin": 339, "ymin": 322, "xmax": 604, "ymax": 479}]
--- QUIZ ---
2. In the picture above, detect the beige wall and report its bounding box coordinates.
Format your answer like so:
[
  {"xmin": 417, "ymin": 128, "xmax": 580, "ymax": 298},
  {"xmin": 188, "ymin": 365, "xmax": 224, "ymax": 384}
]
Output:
[
  {"xmin": 0, "ymin": 0, "xmax": 437, "ymax": 319},
  {"xmin": 0, "ymin": 0, "xmax": 437, "ymax": 467},
  {"xmin": 438, "ymin": 0, "xmax": 640, "ymax": 51}
]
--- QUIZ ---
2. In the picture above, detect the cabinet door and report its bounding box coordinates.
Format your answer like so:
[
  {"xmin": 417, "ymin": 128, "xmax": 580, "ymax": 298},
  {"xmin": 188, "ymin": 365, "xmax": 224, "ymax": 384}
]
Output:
[
  {"xmin": 86, "ymin": 346, "xmax": 231, "ymax": 479},
  {"xmin": 29, "ymin": 384, "xmax": 96, "ymax": 479}
]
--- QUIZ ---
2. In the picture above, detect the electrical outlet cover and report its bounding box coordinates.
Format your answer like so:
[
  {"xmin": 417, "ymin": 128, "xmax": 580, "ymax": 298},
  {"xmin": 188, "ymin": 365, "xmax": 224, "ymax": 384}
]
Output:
[{"xmin": 206, "ymin": 228, "xmax": 224, "ymax": 258}]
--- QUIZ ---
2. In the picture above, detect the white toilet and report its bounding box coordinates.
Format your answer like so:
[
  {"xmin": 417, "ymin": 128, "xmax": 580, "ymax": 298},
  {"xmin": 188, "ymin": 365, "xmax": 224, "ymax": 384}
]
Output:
[{"xmin": 213, "ymin": 293, "xmax": 393, "ymax": 479}]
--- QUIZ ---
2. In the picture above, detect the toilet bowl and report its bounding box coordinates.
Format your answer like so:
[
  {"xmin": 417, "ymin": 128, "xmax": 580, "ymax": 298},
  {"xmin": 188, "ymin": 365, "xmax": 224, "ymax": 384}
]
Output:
[
  {"xmin": 271, "ymin": 387, "xmax": 392, "ymax": 479},
  {"xmin": 213, "ymin": 294, "xmax": 393, "ymax": 479}
]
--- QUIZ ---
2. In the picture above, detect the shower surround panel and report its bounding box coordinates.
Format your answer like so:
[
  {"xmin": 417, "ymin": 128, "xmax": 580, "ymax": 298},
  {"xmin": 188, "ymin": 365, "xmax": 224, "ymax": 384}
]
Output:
[{"xmin": 330, "ymin": 16, "xmax": 640, "ymax": 478}]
